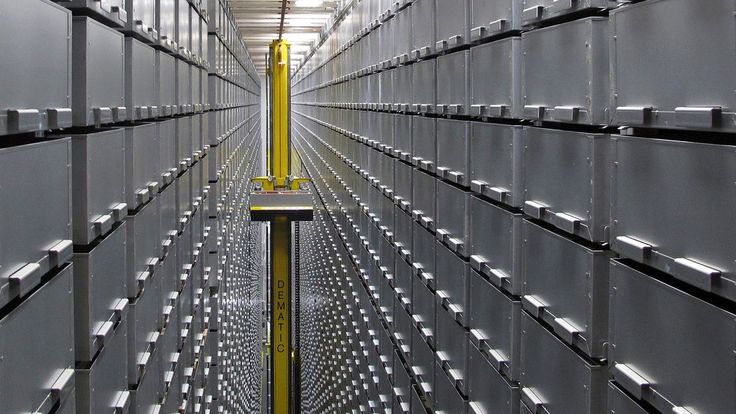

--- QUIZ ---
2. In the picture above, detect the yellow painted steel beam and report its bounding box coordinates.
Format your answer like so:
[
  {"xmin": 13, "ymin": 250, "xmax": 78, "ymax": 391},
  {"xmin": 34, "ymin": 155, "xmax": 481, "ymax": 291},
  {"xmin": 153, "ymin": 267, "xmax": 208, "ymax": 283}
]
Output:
[
  {"xmin": 267, "ymin": 39, "xmax": 297, "ymax": 414},
  {"xmin": 270, "ymin": 39, "xmax": 290, "ymax": 181},
  {"xmin": 271, "ymin": 216, "xmax": 291, "ymax": 414}
]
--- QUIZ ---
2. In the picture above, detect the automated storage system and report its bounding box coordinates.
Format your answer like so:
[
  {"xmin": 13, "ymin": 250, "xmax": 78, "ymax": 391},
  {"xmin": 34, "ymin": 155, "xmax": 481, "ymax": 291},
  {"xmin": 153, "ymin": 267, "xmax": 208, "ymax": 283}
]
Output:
[
  {"xmin": 0, "ymin": 0, "xmax": 263, "ymax": 412},
  {"xmin": 1, "ymin": 0, "xmax": 735, "ymax": 413}
]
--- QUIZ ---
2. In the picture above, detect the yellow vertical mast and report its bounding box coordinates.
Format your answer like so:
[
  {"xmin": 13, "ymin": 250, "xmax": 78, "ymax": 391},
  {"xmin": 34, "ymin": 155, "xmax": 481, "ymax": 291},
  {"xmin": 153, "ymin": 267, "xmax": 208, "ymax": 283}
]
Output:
[{"xmin": 251, "ymin": 39, "xmax": 312, "ymax": 414}]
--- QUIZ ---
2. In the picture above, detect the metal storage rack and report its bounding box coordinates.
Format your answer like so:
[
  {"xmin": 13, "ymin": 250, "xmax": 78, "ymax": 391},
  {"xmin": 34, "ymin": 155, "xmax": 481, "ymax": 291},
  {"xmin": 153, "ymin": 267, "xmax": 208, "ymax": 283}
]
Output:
[
  {"xmin": 0, "ymin": 0, "xmax": 261, "ymax": 412},
  {"xmin": 290, "ymin": 0, "xmax": 736, "ymax": 413}
]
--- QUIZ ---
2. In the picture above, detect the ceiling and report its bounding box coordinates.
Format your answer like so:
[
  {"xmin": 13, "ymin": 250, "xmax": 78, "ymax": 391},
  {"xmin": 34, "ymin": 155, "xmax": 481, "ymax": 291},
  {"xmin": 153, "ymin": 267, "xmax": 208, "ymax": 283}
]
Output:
[{"xmin": 230, "ymin": 0, "xmax": 341, "ymax": 73}]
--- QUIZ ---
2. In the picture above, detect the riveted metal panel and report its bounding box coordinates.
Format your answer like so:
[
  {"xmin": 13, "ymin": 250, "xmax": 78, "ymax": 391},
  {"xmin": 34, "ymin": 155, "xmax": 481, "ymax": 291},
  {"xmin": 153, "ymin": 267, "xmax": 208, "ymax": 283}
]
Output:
[
  {"xmin": 73, "ymin": 223, "xmax": 128, "ymax": 362},
  {"xmin": 469, "ymin": 0, "xmax": 521, "ymax": 41},
  {"xmin": 610, "ymin": 0, "xmax": 736, "ymax": 131},
  {"xmin": 159, "ymin": 119, "xmax": 178, "ymax": 184},
  {"xmin": 69, "ymin": 129, "xmax": 126, "ymax": 245},
  {"xmin": 436, "ymin": 119, "xmax": 470, "ymax": 187},
  {"xmin": 470, "ymin": 37, "xmax": 522, "ymax": 119},
  {"xmin": 468, "ymin": 196, "xmax": 523, "ymax": 295},
  {"xmin": 126, "ymin": 196, "xmax": 161, "ymax": 299},
  {"xmin": 609, "ymin": 259, "xmax": 736, "ymax": 414},
  {"xmin": 521, "ymin": 17, "xmax": 609, "ymax": 125},
  {"xmin": 0, "ymin": 264, "xmax": 75, "ymax": 414},
  {"xmin": 469, "ymin": 122, "xmax": 522, "ymax": 207},
  {"xmin": 411, "ymin": 59, "xmax": 437, "ymax": 113},
  {"xmin": 435, "ymin": 306, "xmax": 469, "ymax": 396},
  {"xmin": 412, "ymin": 222, "xmax": 437, "ymax": 290},
  {"xmin": 0, "ymin": 139, "xmax": 72, "ymax": 309},
  {"xmin": 436, "ymin": 51, "xmax": 470, "ymax": 116},
  {"xmin": 435, "ymin": 241, "xmax": 469, "ymax": 327},
  {"xmin": 522, "ymin": 220, "xmax": 609, "ymax": 359},
  {"xmin": 468, "ymin": 343, "xmax": 520, "ymax": 414},
  {"xmin": 72, "ymin": 17, "xmax": 126, "ymax": 127},
  {"xmin": 468, "ymin": 270, "xmax": 521, "ymax": 382},
  {"xmin": 0, "ymin": 0, "xmax": 72, "ymax": 135},
  {"xmin": 128, "ymin": 269, "xmax": 163, "ymax": 385},
  {"xmin": 125, "ymin": 123, "xmax": 161, "ymax": 210},
  {"xmin": 411, "ymin": 326, "xmax": 436, "ymax": 408},
  {"xmin": 76, "ymin": 314, "xmax": 129, "ymax": 414},
  {"xmin": 411, "ymin": 117, "xmax": 437, "ymax": 173},
  {"xmin": 610, "ymin": 135, "xmax": 736, "ymax": 300},
  {"xmin": 607, "ymin": 382, "xmax": 648, "ymax": 414},
  {"xmin": 520, "ymin": 312, "xmax": 607, "ymax": 414},
  {"xmin": 434, "ymin": 361, "xmax": 468, "ymax": 413},
  {"xmin": 522, "ymin": 127, "xmax": 610, "ymax": 243},
  {"xmin": 435, "ymin": 0, "xmax": 470, "ymax": 52},
  {"xmin": 126, "ymin": 38, "xmax": 158, "ymax": 121}
]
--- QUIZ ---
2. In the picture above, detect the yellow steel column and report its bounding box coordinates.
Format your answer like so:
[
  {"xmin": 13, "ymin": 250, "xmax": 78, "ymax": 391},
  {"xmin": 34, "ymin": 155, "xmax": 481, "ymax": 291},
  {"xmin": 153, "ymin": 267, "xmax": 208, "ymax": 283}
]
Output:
[
  {"xmin": 271, "ymin": 40, "xmax": 291, "ymax": 184},
  {"xmin": 271, "ymin": 216, "xmax": 291, "ymax": 414},
  {"xmin": 252, "ymin": 39, "xmax": 311, "ymax": 413},
  {"xmin": 270, "ymin": 39, "xmax": 293, "ymax": 414}
]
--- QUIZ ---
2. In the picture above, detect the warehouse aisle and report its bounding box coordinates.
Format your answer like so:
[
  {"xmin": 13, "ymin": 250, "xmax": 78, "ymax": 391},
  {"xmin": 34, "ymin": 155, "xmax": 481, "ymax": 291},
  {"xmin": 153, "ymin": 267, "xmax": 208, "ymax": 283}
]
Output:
[
  {"xmin": 1, "ymin": 0, "xmax": 736, "ymax": 413},
  {"xmin": 0, "ymin": 0, "xmax": 263, "ymax": 412},
  {"xmin": 287, "ymin": 0, "xmax": 736, "ymax": 413}
]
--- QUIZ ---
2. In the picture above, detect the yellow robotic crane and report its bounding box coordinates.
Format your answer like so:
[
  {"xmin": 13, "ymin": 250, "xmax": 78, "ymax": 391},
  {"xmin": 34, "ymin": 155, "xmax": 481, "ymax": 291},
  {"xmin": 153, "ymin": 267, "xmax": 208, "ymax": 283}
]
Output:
[{"xmin": 250, "ymin": 40, "xmax": 312, "ymax": 414}]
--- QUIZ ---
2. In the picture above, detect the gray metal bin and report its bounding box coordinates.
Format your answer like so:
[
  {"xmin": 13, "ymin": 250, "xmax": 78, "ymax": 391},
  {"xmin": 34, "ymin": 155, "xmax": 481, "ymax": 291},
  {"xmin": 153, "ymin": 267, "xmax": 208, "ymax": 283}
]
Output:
[
  {"xmin": 521, "ymin": 17, "xmax": 609, "ymax": 125},
  {"xmin": 436, "ymin": 51, "xmax": 470, "ymax": 116},
  {"xmin": 436, "ymin": 119, "xmax": 470, "ymax": 187},
  {"xmin": 436, "ymin": 181, "xmax": 470, "ymax": 257},
  {"xmin": 75, "ymin": 314, "xmax": 130, "ymax": 414},
  {"xmin": 520, "ymin": 312, "xmax": 607, "ymax": 414},
  {"xmin": 411, "ymin": 59, "xmax": 437, "ymax": 114},
  {"xmin": 73, "ymin": 223, "xmax": 128, "ymax": 362},
  {"xmin": 521, "ymin": 0, "xmax": 611, "ymax": 27},
  {"xmin": 469, "ymin": 0, "xmax": 521, "ymax": 42},
  {"xmin": 127, "ymin": 271, "xmax": 162, "ymax": 385},
  {"xmin": 126, "ymin": 196, "xmax": 161, "ymax": 299},
  {"xmin": 469, "ymin": 123, "xmax": 523, "ymax": 207},
  {"xmin": 125, "ymin": 123, "xmax": 162, "ymax": 210},
  {"xmin": 0, "ymin": 139, "xmax": 73, "ymax": 309},
  {"xmin": 0, "ymin": 0, "xmax": 72, "ymax": 135},
  {"xmin": 123, "ymin": 0, "xmax": 159, "ymax": 43},
  {"xmin": 609, "ymin": 259, "xmax": 736, "ymax": 414},
  {"xmin": 469, "ymin": 37, "xmax": 521, "ymax": 119},
  {"xmin": 69, "ymin": 128, "xmax": 127, "ymax": 245},
  {"xmin": 0, "ymin": 264, "xmax": 75, "ymax": 414},
  {"xmin": 435, "ymin": 306, "xmax": 469, "ymax": 396},
  {"xmin": 435, "ymin": 0, "xmax": 470, "ymax": 52},
  {"xmin": 468, "ymin": 270, "xmax": 521, "ymax": 382},
  {"xmin": 412, "ymin": 169, "xmax": 437, "ymax": 232},
  {"xmin": 469, "ymin": 196, "xmax": 522, "ymax": 295},
  {"xmin": 157, "ymin": 51, "xmax": 178, "ymax": 117},
  {"xmin": 156, "ymin": 0, "xmax": 177, "ymax": 51},
  {"xmin": 59, "ymin": 0, "xmax": 127, "ymax": 27},
  {"xmin": 468, "ymin": 343, "xmax": 520, "ymax": 414},
  {"xmin": 435, "ymin": 241, "xmax": 470, "ymax": 327},
  {"xmin": 607, "ymin": 381, "xmax": 648, "ymax": 414},
  {"xmin": 522, "ymin": 127, "xmax": 610, "ymax": 243},
  {"xmin": 610, "ymin": 135, "xmax": 736, "ymax": 301},
  {"xmin": 610, "ymin": 0, "xmax": 736, "ymax": 131},
  {"xmin": 411, "ymin": 116, "xmax": 437, "ymax": 173},
  {"xmin": 521, "ymin": 220, "xmax": 609, "ymax": 359},
  {"xmin": 72, "ymin": 17, "xmax": 127, "ymax": 127},
  {"xmin": 126, "ymin": 38, "xmax": 159, "ymax": 121}
]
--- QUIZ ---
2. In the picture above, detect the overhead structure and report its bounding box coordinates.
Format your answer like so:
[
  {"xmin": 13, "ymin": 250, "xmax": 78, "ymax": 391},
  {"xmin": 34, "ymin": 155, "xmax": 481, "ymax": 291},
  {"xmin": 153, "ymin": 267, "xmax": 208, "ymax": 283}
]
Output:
[{"xmin": 229, "ymin": 0, "xmax": 340, "ymax": 72}]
